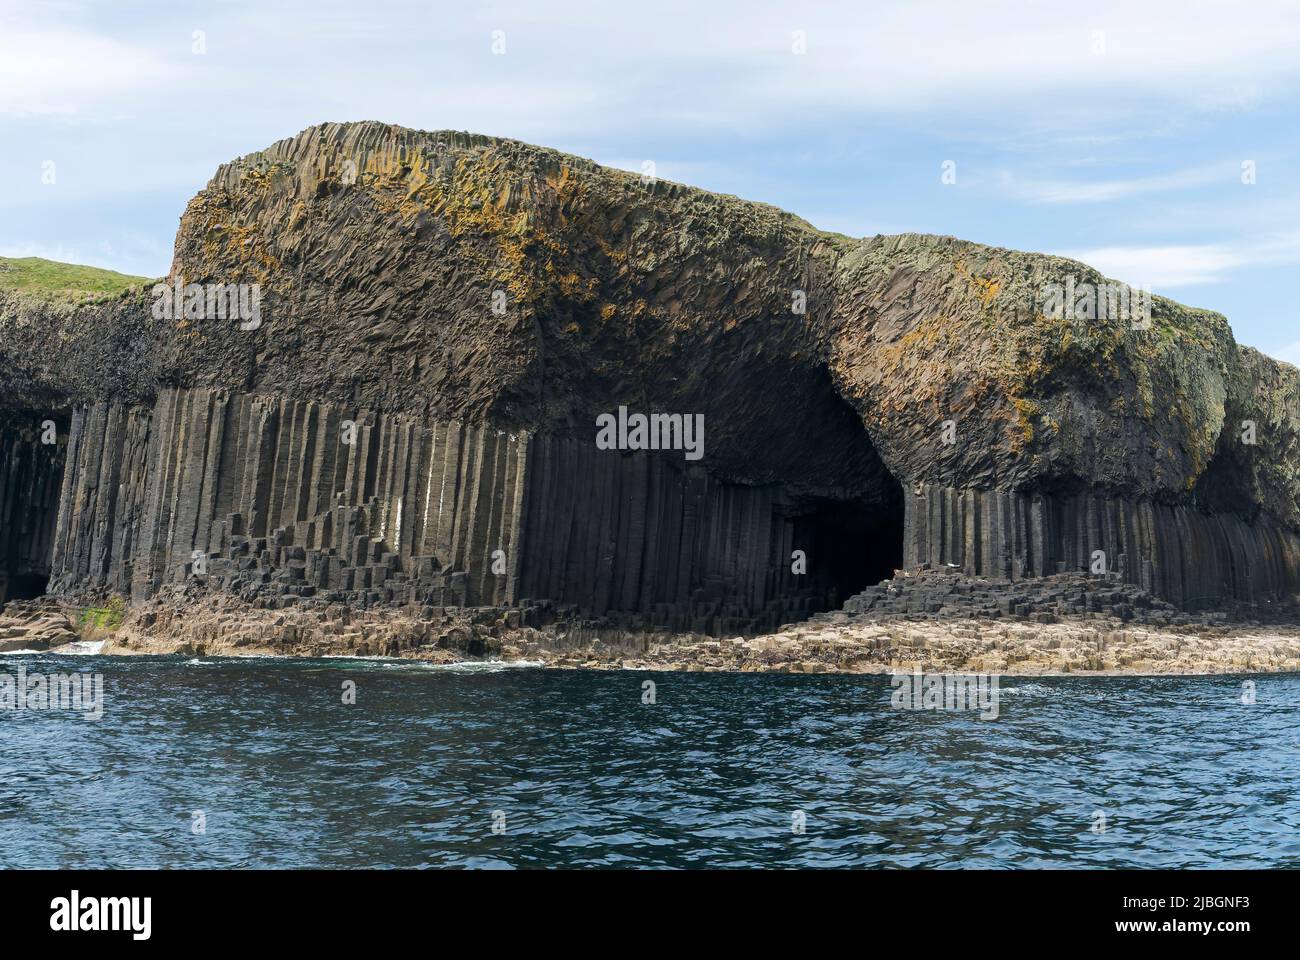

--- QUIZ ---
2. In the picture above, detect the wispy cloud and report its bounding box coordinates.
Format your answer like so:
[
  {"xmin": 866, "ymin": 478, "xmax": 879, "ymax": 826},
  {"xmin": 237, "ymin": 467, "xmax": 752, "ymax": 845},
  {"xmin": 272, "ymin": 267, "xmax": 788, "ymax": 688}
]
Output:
[
  {"xmin": 1062, "ymin": 234, "xmax": 1300, "ymax": 288},
  {"xmin": 1001, "ymin": 162, "xmax": 1236, "ymax": 205},
  {"xmin": 7, "ymin": 1, "xmax": 1300, "ymax": 134},
  {"xmin": 0, "ymin": 241, "xmax": 92, "ymax": 263},
  {"xmin": 0, "ymin": 26, "xmax": 174, "ymax": 118}
]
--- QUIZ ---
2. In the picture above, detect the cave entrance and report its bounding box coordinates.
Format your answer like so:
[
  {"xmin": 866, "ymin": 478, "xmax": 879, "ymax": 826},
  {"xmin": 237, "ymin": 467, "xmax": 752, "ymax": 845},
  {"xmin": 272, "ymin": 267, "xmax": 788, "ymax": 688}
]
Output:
[
  {"xmin": 0, "ymin": 573, "xmax": 50, "ymax": 606},
  {"xmin": 0, "ymin": 409, "xmax": 68, "ymax": 610},
  {"xmin": 800, "ymin": 480, "xmax": 905, "ymax": 609}
]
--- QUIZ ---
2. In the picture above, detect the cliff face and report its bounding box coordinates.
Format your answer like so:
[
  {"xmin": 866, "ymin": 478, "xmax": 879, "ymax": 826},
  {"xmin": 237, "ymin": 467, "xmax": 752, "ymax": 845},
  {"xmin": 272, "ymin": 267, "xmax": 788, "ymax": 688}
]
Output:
[
  {"xmin": 163, "ymin": 122, "xmax": 880, "ymax": 494},
  {"xmin": 829, "ymin": 234, "xmax": 1300, "ymax": 604},
  {"xmin": 1, "ymin": 121, "xmax": 1297, "ymax": 629}
]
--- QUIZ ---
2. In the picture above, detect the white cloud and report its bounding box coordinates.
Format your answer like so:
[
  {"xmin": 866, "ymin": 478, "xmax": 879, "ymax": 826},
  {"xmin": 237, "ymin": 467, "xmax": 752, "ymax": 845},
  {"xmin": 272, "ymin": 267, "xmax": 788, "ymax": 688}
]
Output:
[
  {"xmin": 1001, "ymin": 162, "xmax": 1233, "ymax": 205},
  {"xmin": 1062, "ymin": 234, "xmax": 1300, "ymax": 288},
  {"xmin": 1060, "ymin": 244, "xmax": 1246, "ymax": 287},
  {"xmin": 7, "ymin": 0, "xmax": 1300, "ymax": 136},
  {"xmin": 0, "ymin": 241, "xmax": 88, "ymax": 263},
  {"xmin": 624, "ymin": 0, "xmax": 1300, "ymax": 125},
  {"xmin": 0, "ymin": 27, "xmax": 174, "ymax": 117}
]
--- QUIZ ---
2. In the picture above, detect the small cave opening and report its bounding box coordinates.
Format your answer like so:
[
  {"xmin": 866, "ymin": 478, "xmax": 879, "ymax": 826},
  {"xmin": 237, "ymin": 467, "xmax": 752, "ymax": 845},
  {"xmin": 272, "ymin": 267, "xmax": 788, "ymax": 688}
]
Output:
[
  {"xmin": 800, "ymin": 484, "xmax": 905, "ymax": 608},
  {"xmin": 780, "ymin": 468, "xmax": 904, "ymax": 613},
  {"xmin": 0, "ymin": 574, "xmax": 51, "ymax": 606},
  {"xmin": 811, "ymin": 496, "xmax": 904, "ymax": 602}
]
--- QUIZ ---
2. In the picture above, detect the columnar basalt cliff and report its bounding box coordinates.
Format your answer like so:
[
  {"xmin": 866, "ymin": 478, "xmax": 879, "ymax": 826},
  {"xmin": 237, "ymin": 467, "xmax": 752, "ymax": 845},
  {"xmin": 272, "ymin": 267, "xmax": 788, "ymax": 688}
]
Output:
[{"xmin": 1, "ymin": 121, "xmax": 1297, "ymax": 636}]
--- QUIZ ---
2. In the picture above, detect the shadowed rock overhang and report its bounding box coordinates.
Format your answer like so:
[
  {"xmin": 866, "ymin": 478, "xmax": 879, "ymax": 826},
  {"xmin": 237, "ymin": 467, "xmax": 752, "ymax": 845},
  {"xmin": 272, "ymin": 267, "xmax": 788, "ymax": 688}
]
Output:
[{"xmin": 1, "ymin": 121, "xmax": 1297, "ymax": 628}]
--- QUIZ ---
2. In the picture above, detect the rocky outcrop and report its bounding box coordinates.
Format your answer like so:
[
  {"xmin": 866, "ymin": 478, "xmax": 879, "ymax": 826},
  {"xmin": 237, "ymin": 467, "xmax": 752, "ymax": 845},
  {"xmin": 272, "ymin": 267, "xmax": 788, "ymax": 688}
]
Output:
[
  {"xmin": 0, "ymin": 598, "xmax": 79, "ymax": 651},
  {"xmin": 54, "ymin": 570, "xmax": 1300, "ymax": 675},
  {"xmin": 1, "ymin": 120, "xmax": 1297, "ymax": 633}
]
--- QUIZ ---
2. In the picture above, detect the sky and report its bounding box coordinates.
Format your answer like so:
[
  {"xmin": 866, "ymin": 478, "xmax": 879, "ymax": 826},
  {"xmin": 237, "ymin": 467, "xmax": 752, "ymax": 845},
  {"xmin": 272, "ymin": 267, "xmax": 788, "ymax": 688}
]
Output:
[{"xmin": 2, "ymin": 0, "xmax": 1298, "ymax": 363}]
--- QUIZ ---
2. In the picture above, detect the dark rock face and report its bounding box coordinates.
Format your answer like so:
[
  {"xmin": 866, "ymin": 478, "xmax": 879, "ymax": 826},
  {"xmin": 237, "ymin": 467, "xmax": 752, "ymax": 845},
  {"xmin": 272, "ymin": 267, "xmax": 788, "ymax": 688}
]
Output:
[
  {"xmin": 901, "ymin": 484, "xmax": 1298, "ymax": 609},
  {"xmin": 0, "ymin": 412, "xmax": 64, "ymax": 604},
  {"xmin": 1, "ymin": 121, "xmax": 1297, "ymax": 631}
]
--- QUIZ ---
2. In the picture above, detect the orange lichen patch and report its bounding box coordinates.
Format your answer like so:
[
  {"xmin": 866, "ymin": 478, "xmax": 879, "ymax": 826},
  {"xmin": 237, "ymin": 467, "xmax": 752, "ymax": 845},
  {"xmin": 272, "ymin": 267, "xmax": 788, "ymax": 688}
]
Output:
[
  {"xmin": 341, "ymin": 148, "xmax": 612, "ymax": 309},
  {"xmin": 954, "ymin": 259, "xmax": 1002, "ymax": 308},
  {"xmin": 1011, "ymin": 397, "xmax": 1039, "ymax": 450},
  {"xmin": 184, "ymin": 192, "xmax": 284, "ymax": 288},
  {"xmin": 545, "ymin": 166, "xmax": 572, "ymax": 193},
  {"xmin": 544, "ymin": 264, "xmax": 598, "ymax": 300}
]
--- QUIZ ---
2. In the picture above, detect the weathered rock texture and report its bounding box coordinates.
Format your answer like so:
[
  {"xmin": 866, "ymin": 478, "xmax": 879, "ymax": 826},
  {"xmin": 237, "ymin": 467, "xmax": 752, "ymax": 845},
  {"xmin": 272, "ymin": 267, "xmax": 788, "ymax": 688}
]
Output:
[{"xmin": 1, "ymin": 120, "xmax": 1298, "ymax": 632}]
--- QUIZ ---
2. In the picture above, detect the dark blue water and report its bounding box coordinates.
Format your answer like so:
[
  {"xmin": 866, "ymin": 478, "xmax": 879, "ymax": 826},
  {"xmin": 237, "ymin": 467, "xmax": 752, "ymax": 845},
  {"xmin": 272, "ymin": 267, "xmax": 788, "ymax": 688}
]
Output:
[{"xmin": 2, "ymin": 653, "xmax": 1298, "ymax": 868}]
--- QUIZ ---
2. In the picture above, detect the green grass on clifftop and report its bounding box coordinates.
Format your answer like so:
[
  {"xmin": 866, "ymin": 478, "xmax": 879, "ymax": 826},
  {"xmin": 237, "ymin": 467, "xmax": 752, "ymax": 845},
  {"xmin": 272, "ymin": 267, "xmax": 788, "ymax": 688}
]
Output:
[{"xmin": 0, "ymin": 256, "xmax": 151, "ymax": 303}]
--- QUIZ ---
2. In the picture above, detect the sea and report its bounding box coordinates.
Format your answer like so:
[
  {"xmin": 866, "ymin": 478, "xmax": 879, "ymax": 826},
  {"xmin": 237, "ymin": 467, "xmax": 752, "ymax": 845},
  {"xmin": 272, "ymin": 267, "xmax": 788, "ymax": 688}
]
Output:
[{"xmin": 2, "ymin": 652, "xmax": 1298, "ymax": 868}]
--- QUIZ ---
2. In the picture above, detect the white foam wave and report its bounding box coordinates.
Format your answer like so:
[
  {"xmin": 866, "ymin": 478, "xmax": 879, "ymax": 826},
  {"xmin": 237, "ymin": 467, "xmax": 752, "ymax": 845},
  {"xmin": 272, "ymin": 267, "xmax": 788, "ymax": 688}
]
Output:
[
  {"xmin": 58, "ymin": 639, "xmax": 106, "ymax": 655},
  {"xmin": 373, "ymin": 658, "xmax": 545, "ymax": 672},
  {"xmin": 175, "ymin": 653, "xmax": 545, "ymax": 672}
]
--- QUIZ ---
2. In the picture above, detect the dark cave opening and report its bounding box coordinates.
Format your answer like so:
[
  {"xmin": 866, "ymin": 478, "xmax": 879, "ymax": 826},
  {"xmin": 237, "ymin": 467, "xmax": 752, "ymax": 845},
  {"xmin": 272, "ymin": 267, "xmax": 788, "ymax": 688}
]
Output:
[
  {"xmin": 0, "ymin": 574, "xmax": 51, "ymax": 606},
  {"xmin": 801, "ymin": 482, "xmax": 905, "ymax": 608},
  {"xmin": 0, "ymin": 409, "xmax": 69, "ymax": 609}
]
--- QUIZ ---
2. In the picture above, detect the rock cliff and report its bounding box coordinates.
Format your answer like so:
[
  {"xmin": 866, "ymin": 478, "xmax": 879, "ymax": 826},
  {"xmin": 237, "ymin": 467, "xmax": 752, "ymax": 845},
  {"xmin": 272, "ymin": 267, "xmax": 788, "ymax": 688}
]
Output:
[{"xmin": 1, "ymin": 121, "xmax": 1297, "ymax": 628}]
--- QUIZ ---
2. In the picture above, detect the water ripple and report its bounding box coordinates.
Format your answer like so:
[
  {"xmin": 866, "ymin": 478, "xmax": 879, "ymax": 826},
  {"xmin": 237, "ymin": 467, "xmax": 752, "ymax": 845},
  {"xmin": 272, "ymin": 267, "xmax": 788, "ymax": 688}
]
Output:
[{"xmin": 0, "ymin": 654, "xmax": 1297, "ymax": 867}]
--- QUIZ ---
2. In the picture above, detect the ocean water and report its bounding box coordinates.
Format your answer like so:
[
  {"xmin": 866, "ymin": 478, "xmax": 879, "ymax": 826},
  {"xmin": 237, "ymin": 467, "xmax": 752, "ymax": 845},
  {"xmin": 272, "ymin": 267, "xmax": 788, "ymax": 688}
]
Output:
[{"xmin": 2, "ymin": 653, "xmax": 1299, "ymax": 868}]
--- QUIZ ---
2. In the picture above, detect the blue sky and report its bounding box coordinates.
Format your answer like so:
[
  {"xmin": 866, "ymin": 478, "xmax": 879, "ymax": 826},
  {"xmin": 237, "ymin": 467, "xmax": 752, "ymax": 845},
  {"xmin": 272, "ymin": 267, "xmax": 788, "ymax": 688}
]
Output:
[{"xmin": 3, "ymin": 0, "xmax": 1298, "ymax": 363}]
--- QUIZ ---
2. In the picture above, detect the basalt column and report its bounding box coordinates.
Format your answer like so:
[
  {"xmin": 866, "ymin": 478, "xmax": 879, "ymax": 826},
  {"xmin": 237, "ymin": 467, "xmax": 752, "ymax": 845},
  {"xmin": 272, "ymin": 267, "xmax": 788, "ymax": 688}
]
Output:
[
  {"xmin": 514, "ymin": 435, "xmax": 903, "ymax": 634},
  {"xmin": 0, "ymin": 414, "xmax": 66, "ymax": 604},
  {"xmin": 902, "ymin": 483, "xmax": 1300, "ymax": 605},
  {"xmin": 47, "ymin": 388, "xmax": 530, "ymax": 609}
]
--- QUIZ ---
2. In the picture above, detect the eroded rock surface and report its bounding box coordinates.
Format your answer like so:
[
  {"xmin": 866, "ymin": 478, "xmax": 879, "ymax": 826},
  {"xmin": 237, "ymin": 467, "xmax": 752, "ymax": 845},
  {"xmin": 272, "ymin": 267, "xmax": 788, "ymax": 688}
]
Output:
[{"xmin": 0, "ymin": 598, "xmax": 79, "ymax": 651}]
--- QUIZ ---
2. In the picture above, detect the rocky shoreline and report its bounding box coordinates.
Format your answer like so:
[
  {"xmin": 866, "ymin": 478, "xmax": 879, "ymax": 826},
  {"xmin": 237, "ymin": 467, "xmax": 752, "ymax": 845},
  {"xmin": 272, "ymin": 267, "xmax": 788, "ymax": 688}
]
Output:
[{"xmin": 5, "ymin": 571, "xmax": 1300, "ymax": 676}]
